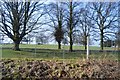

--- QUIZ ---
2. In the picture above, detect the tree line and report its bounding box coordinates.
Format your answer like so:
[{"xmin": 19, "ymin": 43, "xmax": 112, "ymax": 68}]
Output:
[{"xmin": 0, "ymin": 0, "xmax": 119, "ymax": 51}]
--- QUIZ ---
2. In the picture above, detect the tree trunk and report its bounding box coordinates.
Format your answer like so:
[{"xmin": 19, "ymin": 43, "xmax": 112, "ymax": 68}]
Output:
[
  {"xmin": 69, "ymin": 1, "xmax": 73, "ymax": 52},
  {"xmin": 69, "ymin": 32, "xmax": 73, "ymax": 52},
  {"xmin": 118, "ymin": 30, "xmax": 120, "ymax": 50},
  {"xmin": 70, "ymin": 42, "xmax": 73, "ymax": 52},
  {"xmin": 84, "ymin": 36, "xmax": 87, "ymax": 50},
  {"xmin": 100, "ymin": 30, "xmax": 104, "ymax": 50},
  {"xmin": 13, "ymin": 41, "xmax": 20, "ymax": 51},
  {"xmin": 58, "ymin": 41, "xmax": 61, "ymax": 49},
  {"xmin": 85, "ymin": 44, "xmax": 87, "ymax": 50}
]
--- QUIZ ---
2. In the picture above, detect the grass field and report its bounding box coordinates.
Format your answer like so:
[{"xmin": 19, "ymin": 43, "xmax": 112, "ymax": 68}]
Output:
[
  {"xmin": 1, "ymin": 44, "xmax": 117, "ymax": 50},
  {"xmin": 0, "ymin": 44, "xmax": 119, "ymax": 60}
]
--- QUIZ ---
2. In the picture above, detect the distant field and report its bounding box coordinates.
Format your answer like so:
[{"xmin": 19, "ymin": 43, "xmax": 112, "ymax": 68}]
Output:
[
  {"xmin": 0, "ymin": 44, "xmax": 117, "ymax": 50},
  {"xmin": 1, "ymin": 44, "xmax": 119, "ymax": 60},
  {"xmin": 2, "ymin": 48, "xmax": 118, "ymax": 60}
]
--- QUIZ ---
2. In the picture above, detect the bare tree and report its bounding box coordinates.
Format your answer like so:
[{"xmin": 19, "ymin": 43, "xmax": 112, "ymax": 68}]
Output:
[
  {"xmin": 115, "ymin": 30, "xmax": 120, "ymax": 50},
  {"xmin": 118, "ymin": 2, "xmax": 120, "ymax": 50},
  {"xmin": 27, "ymin": 34, "xmax": 34, "ymax": 44},
  {"xmin": 0, "ymin": 1, "xmax": 45, "ymax": 50},
  {"xmin": 45, "ymin": 2, "xmax": 65, "ymax": 49},
  {"xmin": 36, "ymin": 33, "xmax": 48, "ymax": 45},
  {"xmin": 21, "ymin": 34, "xmax": 33, "ymax": 44},
  {"xmin": 64, "ymin": 1, "xmax": 81, "ymax": 52},
  {"xmin": 78, "ymin": 4, "xmax": 93, "ymax": 50},
  {"xmin": 0, "ymin": 32, "xmax": 4, "ymax": 44},
  {"xmin": 89, "ymin": 2, "xmax": 118, "ymax": 50}
]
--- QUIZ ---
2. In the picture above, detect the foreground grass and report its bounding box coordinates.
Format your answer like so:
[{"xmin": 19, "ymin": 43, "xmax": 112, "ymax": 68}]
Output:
[
  {"xmin": 2, "ymin": 48, "xmax": 119, "ymax": 61},
  {"xmin": 1, "ymin": 44, "xmax": 119, "ymax": 60}
]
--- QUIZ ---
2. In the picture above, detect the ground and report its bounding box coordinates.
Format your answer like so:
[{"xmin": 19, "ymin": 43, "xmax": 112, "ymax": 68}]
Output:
[
  {"xmin": 1, "ymin": 44, "xmax": 119, "ymax": 59},
  {"xmin": 0, "ymin": 44, "xmax": 119, "ymax": 79},
  {"xmin": 1, "ymin": 59, "xmax": 119, "ymax": 79}
]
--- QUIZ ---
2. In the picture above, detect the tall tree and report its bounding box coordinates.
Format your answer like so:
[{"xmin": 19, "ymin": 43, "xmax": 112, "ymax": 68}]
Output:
[
  {"xmin": 54, "ymin": 27, "xmax": 64, "ymax": 49},
  {"xmin": 89, "ymin": 2, "xmax": 118, "ymax": 50},
  {"xmin": 0, "ymin": 1, "xmax": 45, "ymax": 50},
  {"xmin": 0, "ymin": 32, "xmax": 4, "ymax": 44},
  {"xmin": 46, "ymin": 2, "xmax": 65, "ymax": 49},
  {"xmin": 64, "ymin": 0, "xmax": 81, "ymax": 52},
  {"xmin": 78, "ymin": 4, "xmax": 93, "ymax": 50},
  {"xmin": 118, "ymin": 2, "xmax": 120, "ymax": 50},
  {"xmin": 116, "ymin": 30, "xmax": 120, "ymax": 50}
]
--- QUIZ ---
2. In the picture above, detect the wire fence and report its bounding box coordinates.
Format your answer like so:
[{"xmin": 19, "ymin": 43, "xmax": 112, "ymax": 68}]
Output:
[{"xmin": 1, "ymin": 47, "xmax": 119, "ymax": 60}]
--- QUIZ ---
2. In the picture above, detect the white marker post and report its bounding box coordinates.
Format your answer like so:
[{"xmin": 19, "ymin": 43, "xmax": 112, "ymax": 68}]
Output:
[
  {"xmin": 87, "ymin": 35, "xmax": 89, "ymax": 60},
  {"xmin": 34, "ymin": 32, "xmax": 38, "ymax": 57}
]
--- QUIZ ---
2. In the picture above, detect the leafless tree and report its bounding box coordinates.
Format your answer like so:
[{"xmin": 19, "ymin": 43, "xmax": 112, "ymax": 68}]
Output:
[
  {"xmin": 64, "ymin": 0, "xmax": 81, "ymax": 52},
  {"xmin": 89, "ymin": 2, "xmax": 118, "ymax": 50},
  {"xmin": 118, "ymin": 2, "xmax": 120, "ymax": 50},
  {"xmin": 78, "ymin": 4, "xmax": 93, "ymax": 50},
  {"xmin": 45, "ymin": 2, "xmax": 65, "ymax": 49},
  {"xmin": 0, "ymin": 1, "xmax": 45, "ymax": 50},
  {"xmin": 116, "ymin": 30, "xmax": 120, "ymax": 50},
  {"xmin": 36, "ymin": 33, "xmax": 48, "ymax": 45}
]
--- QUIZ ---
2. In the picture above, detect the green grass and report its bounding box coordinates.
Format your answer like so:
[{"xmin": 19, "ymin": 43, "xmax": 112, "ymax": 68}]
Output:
[
  {"xmin": 1, "ymin": 48, "xmax": 119, "ymax": 60},
  {"xmin": 2, "ymin": 48, "xmax": 83, "ymax": 59},
  {"xmin": 2, "ymin": 49, "xmax": 32, "ymax": 58},
  {"xmin": 1, "ymin": 44, "xmax": 116, "ymax": 50},
  {"xmin": 0, "ymin": 44, "xmax": 119, "ymax": 60}
]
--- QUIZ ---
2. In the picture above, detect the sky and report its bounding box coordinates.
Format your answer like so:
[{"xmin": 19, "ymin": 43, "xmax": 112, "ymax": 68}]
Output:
[
  {"xmin": 0, "ymin": 0, "xmax": 118, "ymax": 46},
  {"xmin": 46, "ymin": 0, "xmax": 119, "ymax": 2}
]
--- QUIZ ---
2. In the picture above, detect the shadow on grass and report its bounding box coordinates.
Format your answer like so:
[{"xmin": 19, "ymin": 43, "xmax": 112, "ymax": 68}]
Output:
[{"xmin": 2, "ymin": 48, "xmax": 119, "ymax": 60}]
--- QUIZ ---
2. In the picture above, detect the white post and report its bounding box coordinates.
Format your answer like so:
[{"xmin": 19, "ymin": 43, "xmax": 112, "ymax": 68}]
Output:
[
  {"xmin": 35, "ymin": 34, "xmax": 37, "ymax": 57},
  {"xmin": 35, "ymin": 37, "xmax": 36, "ymax": 56},
  {"xmin": 34, "ymin": 32, "xmax": 38, "ymax": 57},
  {"xmin": 87, "ymin": 35, "xmax": 89, "ymax": 60}
]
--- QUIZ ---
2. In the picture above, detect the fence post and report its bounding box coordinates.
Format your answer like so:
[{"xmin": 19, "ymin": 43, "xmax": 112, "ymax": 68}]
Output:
[{"xmin": 87, "ymin": 35, "xmax": 89, "ymax": 60}]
